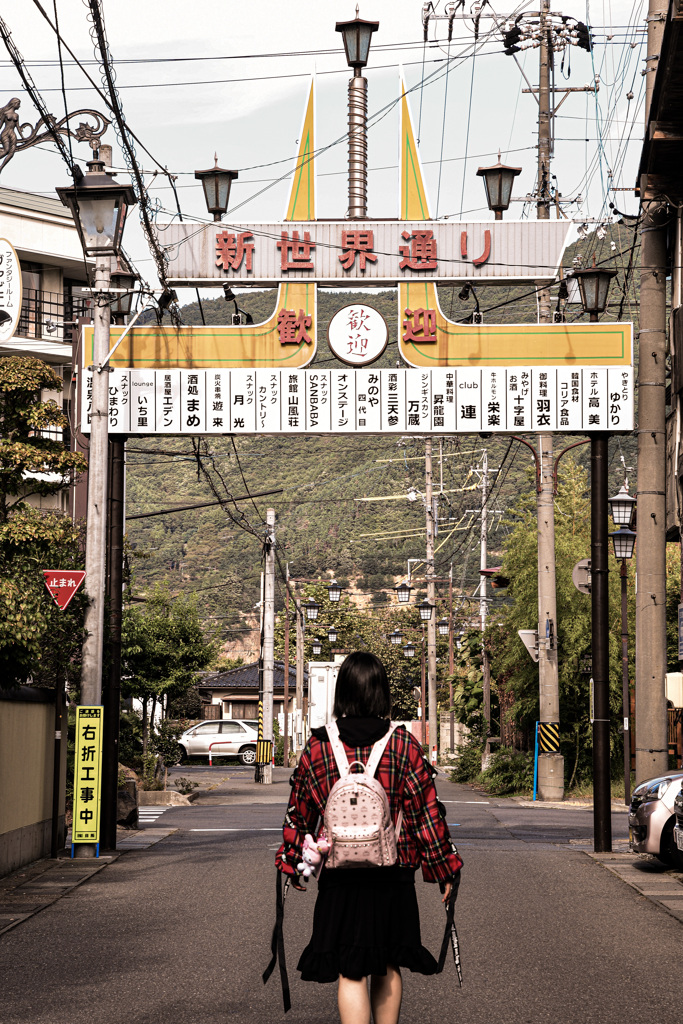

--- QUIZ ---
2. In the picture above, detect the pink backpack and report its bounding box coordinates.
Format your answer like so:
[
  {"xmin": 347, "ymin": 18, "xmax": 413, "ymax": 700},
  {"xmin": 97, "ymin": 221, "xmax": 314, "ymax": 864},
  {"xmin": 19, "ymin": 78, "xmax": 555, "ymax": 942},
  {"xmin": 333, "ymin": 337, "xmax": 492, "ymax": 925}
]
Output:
[{"xmin": 323, "ymin": 720, "xmax": 403, "ymax": 869}]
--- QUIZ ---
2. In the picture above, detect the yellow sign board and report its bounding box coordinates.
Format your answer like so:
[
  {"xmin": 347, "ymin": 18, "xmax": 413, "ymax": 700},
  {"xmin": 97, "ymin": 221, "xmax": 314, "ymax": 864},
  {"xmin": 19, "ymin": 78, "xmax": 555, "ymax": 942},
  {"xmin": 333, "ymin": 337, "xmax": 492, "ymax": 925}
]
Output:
[
  {"xmin": 399, "ymin": 282, "xmax": 632, "ymax": 366},
  {"xmin": 72, "ymin": 706, "xmax": 103, "ymax": 845}
]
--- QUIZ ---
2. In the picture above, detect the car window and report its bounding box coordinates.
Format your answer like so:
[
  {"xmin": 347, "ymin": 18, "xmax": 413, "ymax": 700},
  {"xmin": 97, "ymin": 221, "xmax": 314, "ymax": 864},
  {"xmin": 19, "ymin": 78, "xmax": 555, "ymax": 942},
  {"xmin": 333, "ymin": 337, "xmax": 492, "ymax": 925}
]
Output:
[
  {"xmin": 194, "ymin": 722, "xmax": 221, "ymax": 734},
  {"xmin": 222, "ymin": 722, "xmax": 246, "ymax": 734}
]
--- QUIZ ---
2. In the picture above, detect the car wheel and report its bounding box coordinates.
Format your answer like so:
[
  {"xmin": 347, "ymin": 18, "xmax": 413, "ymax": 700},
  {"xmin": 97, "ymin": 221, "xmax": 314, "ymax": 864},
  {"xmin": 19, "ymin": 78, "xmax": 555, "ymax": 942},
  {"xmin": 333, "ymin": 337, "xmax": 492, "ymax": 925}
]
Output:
[
  {"xmin": 177, "ymin": 746, "xmax": 188, "ymax": 765},
  {"xmin": 657, "ymin": 818, "xmax": 683, "ymax": 868},
  {"xmin": 239, "ymin": 746, "xmax": 257, "ymax": 766}
]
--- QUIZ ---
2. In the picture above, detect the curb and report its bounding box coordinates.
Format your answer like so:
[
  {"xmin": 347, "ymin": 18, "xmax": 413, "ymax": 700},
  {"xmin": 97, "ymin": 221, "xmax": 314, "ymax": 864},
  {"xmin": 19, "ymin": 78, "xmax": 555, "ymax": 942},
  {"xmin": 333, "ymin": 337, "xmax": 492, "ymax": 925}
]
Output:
[{"xmin": 138, "ymin": 790, "xmax": 191, "ymax": 807}]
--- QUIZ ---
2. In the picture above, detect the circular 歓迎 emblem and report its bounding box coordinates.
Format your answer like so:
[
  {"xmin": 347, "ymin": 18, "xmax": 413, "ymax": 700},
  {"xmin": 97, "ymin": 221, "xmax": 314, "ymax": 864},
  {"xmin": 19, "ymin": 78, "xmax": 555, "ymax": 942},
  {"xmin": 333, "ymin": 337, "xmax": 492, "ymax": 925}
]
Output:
[{"xmin": 327, "ymin": 303, "xmax": 388, "ymax": 367}]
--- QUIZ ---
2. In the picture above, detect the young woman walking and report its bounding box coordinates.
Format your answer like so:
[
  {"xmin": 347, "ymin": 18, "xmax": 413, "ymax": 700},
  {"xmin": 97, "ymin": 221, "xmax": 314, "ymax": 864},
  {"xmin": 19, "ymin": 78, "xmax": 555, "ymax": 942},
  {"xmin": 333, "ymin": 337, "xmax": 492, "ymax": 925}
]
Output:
[{"xmin": 275, "ymin": 651, "xmax": 463, "ymax": 1024}]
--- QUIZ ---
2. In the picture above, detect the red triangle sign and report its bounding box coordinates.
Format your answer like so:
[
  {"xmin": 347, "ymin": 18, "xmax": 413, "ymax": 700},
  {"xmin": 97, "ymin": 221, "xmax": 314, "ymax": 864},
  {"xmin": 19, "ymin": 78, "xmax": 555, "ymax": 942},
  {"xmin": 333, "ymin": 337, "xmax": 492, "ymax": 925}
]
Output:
[{"xmin": 43, "ymin": 570, "xmax": 86, "ymax": 611}]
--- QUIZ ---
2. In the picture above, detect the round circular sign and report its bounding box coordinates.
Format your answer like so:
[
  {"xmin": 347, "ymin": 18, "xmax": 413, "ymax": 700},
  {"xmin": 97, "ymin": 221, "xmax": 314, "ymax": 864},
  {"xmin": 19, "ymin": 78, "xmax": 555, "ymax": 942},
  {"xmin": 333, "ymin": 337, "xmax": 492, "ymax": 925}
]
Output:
[{"xmin": 327, "ymin": 303, "xmax": 388, "ymax": 367}]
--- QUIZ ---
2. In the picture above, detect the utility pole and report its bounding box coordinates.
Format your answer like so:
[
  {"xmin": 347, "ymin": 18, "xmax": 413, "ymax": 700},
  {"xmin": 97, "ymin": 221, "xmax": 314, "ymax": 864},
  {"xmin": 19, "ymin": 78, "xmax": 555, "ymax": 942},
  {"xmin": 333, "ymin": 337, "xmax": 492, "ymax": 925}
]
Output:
[
  {"xmin": 284, "ymin": 565, "xmax": 290, "ymax": 767},
  {"xmin": 259, "ymin": 510, "xmax": 275, "ymax": 784},
  {"xmin": 591, "ymin": 437, "xmax": 612, "ymax": 851},
  {"xmin": 480, "ymin": 452, "xmax": 492, "ymax": 766},
  {"xmin": 635, "ymin": 0, "xmax": 669, "ymax": 784},
  {"xmin": 448, "ymin": 564, "xmax": 455, "ymax": 753},
  {"xmin": 295, "ymin": 599, "xmax": 305, "ymax": 756},
  {"xmin": 535, "ymin": 0, "xmax": 564, "ymax": 800},
  {"xmin": 425, "ymin": 439, "xmax": 438, "ymax": 761}
]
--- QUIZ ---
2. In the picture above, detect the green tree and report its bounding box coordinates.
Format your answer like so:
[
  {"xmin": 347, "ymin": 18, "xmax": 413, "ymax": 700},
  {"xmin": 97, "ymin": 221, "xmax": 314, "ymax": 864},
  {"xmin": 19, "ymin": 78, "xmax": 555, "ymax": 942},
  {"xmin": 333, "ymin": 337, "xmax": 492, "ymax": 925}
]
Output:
[
  {"xmin": 0, "ymin": 357, "xmax": 87, "ymax": 688},
  {"xmin": 122, "ymin": 587, "xmax": 217, "ymax": 752}
]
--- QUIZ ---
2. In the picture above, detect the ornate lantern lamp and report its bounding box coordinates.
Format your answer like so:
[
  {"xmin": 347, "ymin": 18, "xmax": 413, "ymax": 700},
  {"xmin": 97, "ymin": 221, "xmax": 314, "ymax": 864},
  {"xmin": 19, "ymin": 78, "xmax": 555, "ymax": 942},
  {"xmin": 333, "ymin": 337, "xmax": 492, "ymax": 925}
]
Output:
[
  {"xmin": 403, "ymin": 642, "xmax": 416, "ymax": 659},
  {"xmin": 476, "ymin": 153, "xmax": 522, "ymax": 220},
  {"xmin": 389, "ymin": 628, "xmax": 404, "ymax": 646},
  {"xmin": 571, "ymin": 257, "xmax": 618, "ymax": 321},
  {"xmin": 328, "ymin": 626, "xmax": 339, "ymax": 644},
  {"xmin": 194, "ymin": 155, "xmax": 238, "ymax": 221},
  {"xmin": 395, "ymin": 581, "xmax": 412, "ymax": 604},
  {"xmin": 327, "ymin": 580, "xmax": 342, "ymax": 603},
  {"xmin": 57, "ymin": 157, "xmax": 137, "ymax": 255},
  {"xmin": 304, "ymin": 598, "xmax": 320, "ymax": 621},
  {"xmin": 311, "ymin": 637, "xmax": 323, "ymax": 657},
  {"xmin": 418, "ymin": 599, "xmax": 434, "ymax": 622},
  {"xmin": 610, "ymin": 527, "xmax": 636, "ymax": 561},
  {"xmin": 608, "ymin": 484, "xmax": 636, "ymax": 528},
  {"xmin": 437, "ymin": 616, "xmax": 450, "ymax": 637},
  {"xmin": 335, "ymin": 9, "xmax": 379, "ymax": 74}
]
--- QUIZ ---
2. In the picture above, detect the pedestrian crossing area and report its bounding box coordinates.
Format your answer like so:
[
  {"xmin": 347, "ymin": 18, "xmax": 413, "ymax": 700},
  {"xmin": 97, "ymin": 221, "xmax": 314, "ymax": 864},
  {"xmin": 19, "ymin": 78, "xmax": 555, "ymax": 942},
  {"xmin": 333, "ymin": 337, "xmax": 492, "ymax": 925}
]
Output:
[{"xmin": 138, "ymin": 807, "xmax": 169, "ymax": 826}]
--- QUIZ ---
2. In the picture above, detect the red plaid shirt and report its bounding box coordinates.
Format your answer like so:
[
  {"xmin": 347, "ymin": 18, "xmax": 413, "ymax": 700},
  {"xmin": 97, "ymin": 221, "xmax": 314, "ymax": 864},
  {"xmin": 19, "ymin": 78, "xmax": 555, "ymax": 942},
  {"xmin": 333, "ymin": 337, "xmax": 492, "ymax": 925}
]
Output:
[{"xmin": 275, "ymin": 725, "xmax": 463, "ymax": 883}]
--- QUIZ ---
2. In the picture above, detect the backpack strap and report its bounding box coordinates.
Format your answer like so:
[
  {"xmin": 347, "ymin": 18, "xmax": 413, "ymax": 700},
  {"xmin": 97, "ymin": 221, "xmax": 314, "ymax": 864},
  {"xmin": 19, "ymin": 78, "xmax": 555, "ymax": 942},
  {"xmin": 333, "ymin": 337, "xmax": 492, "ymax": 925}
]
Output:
[
  {"xmin": 365, "ymin": 722, "xmax": 403, "ymax": 838},
  {"xmin": 262, "ymin": 871, "xmax": 291, "ymax": 1012},
  {"xmin": 325, "ymin": 720, "xmax": 350, "ymax": 776}
]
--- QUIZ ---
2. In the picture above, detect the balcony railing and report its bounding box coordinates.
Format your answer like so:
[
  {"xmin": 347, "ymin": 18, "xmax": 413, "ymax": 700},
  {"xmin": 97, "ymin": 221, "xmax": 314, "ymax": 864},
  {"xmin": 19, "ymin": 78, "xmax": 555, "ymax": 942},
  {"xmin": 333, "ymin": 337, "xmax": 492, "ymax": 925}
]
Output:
[{"xmin": 17, "ymin": 288, "xmax": 93, "ymax": 342}]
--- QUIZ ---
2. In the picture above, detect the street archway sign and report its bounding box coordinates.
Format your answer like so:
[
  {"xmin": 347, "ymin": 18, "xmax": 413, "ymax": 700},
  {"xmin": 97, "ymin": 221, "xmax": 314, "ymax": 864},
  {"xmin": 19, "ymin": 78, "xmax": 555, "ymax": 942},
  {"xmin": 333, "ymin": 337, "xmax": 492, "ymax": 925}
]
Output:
[{"xmin": 81, "ymin": 78, "xmax": 633, "ymax": 436}]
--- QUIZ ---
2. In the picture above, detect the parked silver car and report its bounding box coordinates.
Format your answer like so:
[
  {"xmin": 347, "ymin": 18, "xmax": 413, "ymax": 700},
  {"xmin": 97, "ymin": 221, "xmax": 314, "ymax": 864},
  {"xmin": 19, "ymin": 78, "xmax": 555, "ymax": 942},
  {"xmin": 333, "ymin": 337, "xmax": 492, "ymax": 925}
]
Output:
[
  {"xmin": 179, "ymin": 720, "xmax": 259, "ymax": 765},
  {"xmin": 629, "ymin": 771, "xmax": 683, "ymax": 867}
]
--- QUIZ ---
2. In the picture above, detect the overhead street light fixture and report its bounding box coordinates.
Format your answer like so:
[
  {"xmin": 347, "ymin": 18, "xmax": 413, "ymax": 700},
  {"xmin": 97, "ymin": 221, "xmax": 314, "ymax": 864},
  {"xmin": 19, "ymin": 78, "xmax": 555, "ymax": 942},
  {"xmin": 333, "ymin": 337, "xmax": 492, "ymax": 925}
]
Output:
[
  {"xmin": 610, "ymin": 527, "xmax": 636, "ymax": 561},
  {"xmin": 389, "ymin": 628, "xmax": 404, "ymax": 646},
  {"xmin": 418, "ymin": 599, "xmax": 434, "ymax": 622},
  {"xmin": 327, "ymin": 580, "xmax": 342, "ymax": 603},
  {"xmin": 57, "ymin": 156, "xmax": 137, "ymax": 255},
  {"xmin": 476, "ymin": 153, "xmax": 522, "ymax": 220},
  {"xmin": 194, "ymin": 155, "xmax": 238, "ymax": 222},
  {"xmin": 311, "ymin": 637, "xmax": 323, "ymax": 657},
  {"xmin": 109, "ymin": 256, "xmax": 138, "ymax": 319},
  {"xmin": 328, "ymin": 626, "xmax": 339, "ymax": 644},
  {"xmin": 395, "ymin": 581, "xmax": 412, "ymax": 604},
  {"xmin": 437, "ymin": 617, "xmax": 450, "ymax": 637},
  {"xmin": 304, "ymin": 598, "xmax": 320, "ymax": 621},
  {"xmin": 403, "ymin": 642, "xmax": 416, "ymax": 658}
]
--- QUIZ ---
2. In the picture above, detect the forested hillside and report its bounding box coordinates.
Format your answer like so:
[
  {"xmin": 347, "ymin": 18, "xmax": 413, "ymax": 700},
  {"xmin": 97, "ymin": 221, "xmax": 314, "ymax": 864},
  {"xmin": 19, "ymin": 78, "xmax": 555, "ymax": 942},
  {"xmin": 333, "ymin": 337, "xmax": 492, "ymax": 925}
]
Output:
[{"xmin": 125, "ymin": 225, "xmax": 639, "ymax": 656}]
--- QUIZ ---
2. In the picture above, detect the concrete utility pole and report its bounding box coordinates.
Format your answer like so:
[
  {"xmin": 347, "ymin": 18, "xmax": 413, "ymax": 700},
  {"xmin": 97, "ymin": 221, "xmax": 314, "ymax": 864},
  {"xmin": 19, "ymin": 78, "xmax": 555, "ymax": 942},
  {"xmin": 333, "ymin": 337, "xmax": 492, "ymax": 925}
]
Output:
[
  {"xmin": 283, "ymin": 565, "xmax": 290, "ymax": 767},
  {"xmin": 258, "ymin": 509, "xmax": 275, "ymax": 784},
  {"xmin": 480, "ymin": 452, "xmax": 492, "ymax": 766},
  {"xmin": 535, "ymin": 0, "xmax": 564, "ymax": 800},
  {"xmin": 425, "ymin": 439, "xmax": 438, "ymax": 760},
  {"xmin": 80, "ymin": 254, "xmax": 112, "ymax": 709},
  {"xmin": 635, "ymin": 0, "xmax": 669, "ymax": 783}
]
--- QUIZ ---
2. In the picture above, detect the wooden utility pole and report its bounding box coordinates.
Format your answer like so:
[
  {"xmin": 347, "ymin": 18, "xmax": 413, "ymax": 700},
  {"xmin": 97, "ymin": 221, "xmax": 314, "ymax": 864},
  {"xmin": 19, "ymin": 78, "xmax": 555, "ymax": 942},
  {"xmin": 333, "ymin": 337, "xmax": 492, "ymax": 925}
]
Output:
[
  {"xmin": 425, "ymin": 439, "xmax": 438, "ymax": 761},
  {"xmin": 635, "ymin": 0, "xmax": 669, "ymax": 783},
  {"xmin": 535, "ymin": 0, "xmax": 564, "ymax": 800}
]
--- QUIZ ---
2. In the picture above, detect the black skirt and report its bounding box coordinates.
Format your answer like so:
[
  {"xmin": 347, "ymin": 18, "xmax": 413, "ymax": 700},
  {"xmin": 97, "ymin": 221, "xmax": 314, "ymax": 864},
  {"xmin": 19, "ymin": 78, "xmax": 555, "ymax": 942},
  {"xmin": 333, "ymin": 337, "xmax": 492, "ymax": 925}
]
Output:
[{"xmin": 297, "ymin": 865, "xmax": 440, "ymax": 983}]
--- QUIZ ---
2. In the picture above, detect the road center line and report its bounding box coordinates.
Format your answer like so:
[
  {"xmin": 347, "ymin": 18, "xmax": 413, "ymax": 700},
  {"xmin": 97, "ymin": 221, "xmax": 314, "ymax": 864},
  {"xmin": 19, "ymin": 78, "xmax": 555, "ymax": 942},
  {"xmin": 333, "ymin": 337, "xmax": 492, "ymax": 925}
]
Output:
[{"xmin": 440, "ymin": 800, "xmax": 490, "ymax": 805}]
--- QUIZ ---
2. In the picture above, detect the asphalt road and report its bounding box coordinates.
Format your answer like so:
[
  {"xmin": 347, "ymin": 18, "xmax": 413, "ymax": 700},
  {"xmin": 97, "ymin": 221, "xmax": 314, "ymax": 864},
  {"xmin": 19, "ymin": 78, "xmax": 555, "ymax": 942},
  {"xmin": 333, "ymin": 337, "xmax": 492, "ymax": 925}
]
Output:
[{"xmin": 1, "ymin": 773, "xmax": 679, "ymax": 1024}]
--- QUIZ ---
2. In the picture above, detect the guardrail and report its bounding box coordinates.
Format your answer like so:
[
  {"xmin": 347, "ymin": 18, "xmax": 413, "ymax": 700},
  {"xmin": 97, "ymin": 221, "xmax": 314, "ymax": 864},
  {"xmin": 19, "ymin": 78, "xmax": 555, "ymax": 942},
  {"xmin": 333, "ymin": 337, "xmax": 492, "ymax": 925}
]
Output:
[{"xmin": 208, "ymin": 740, "xmax": 233, "ymax": 766}]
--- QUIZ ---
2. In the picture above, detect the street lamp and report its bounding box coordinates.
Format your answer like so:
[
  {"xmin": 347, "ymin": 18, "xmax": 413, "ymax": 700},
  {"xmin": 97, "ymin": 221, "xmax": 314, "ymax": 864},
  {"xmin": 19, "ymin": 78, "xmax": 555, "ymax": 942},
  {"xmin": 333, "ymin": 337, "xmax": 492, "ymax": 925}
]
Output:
[
  {"xmin": 476, "ymin": 153, "xmax": 522, "ymax": 220},
  {"xmin": 389, "ymin": 628, "xmax": 404, "ymax": 646},
  {"xmin": 110, "ymin": 256, "xmax": 138, "ymax": 321},
  {"xmin": 571, "ymin": 257, "xmax": 618, "ymax": 321},
  {"xmin": 57, "ymin": 156, "xmax": 136, "ymax": 255},
  {"xmin": 311, "ymin": 637, "xmax": 323, "ymax": 657},
  {"xmin": 327, "ymin": 580, "xmax": 342, "ymax": 603},
  {"xmin": 304, "ymin": 598, "xmax": 320, "ymax": 621},
  {"xmin": 418, "ymin": 599, "xmax": 434, "ymax": 622},
  {"xmin": 194, "ymin": 155, "xmax": 238, "ymax": 221},
  {"xmin": 437, "ymin": 616, "xmax": 450, "ymax": 637},
  {"xmin": 395, "ymin": 581, "xmax": 412, "ymax": 604},
  {"xmin": 328, "ymin": 626, "xmax": 339, "ymax": 644},
  {"xmin": 403, "ymin": 642, "xmax": 416, "ymax": 658},
  {"xmin": 336, "ymin": 9, "xmax": 379, "ymax": 219},
  {"xmin": 609, "ymin": 495, "xmax": 636, "ymax": 806},
  {"xmin": 608, "ymin": 484, "xmax": 637, "ymax": 528}
]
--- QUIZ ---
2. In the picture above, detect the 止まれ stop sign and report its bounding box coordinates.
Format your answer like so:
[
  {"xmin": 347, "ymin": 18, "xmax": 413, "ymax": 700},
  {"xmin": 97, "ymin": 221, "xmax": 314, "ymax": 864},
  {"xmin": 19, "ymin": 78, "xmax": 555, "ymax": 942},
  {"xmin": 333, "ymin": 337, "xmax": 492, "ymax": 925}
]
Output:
[{"xmin": 43, "ymin": 570, "xmax": 86, "ymax": 610}]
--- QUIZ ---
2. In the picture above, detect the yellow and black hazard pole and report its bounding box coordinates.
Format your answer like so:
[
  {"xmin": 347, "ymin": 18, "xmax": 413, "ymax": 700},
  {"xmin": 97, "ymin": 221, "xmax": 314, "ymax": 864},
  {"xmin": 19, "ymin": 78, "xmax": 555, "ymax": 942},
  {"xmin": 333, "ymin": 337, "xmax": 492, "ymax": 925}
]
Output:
[
  {"xmin": 538, "ymin": 722, "xmax": 560, "ymax": 755},
  {"xmin": 256, "ymin": 701, "xmax": 272, "ymax": 767}
]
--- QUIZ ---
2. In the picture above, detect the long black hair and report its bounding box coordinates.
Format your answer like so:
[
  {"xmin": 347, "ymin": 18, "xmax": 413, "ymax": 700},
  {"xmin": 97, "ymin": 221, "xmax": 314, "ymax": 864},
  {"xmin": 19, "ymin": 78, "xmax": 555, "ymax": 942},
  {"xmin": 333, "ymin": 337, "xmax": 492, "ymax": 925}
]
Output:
[{"xmin": 332, "ymin": 651, "xmax": 391, "ymax": 719}]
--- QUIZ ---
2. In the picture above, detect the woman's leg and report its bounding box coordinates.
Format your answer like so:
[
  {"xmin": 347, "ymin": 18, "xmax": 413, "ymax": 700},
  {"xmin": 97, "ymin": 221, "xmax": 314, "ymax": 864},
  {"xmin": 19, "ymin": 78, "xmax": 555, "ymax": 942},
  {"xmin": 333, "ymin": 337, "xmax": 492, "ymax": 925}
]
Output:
[
  {"xmin": 370, "ymin": 965, "xmax": 403, "ymax": 1024},
  {"xmin": 337, "ymin": 975, "xmax": 371, "ymax": 1024}
]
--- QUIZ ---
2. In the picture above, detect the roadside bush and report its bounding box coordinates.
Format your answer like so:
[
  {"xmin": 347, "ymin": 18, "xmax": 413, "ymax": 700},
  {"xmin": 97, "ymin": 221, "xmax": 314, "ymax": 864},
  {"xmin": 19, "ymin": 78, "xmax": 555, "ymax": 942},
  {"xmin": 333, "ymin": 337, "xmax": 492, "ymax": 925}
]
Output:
[
  {"xmin": 479, "ymin": 747, "xmax": 534, "ymax": 796},
  {"xmin": 449, "ymin": 740, "xmax": 483, "ymax": 784},
  {"xmin": 174, "ymin": 776, "xmax": 199, "ymax": 795},
  {"xmin": 152, "ymin": 720, "xmax": 185, "ymax": 768}
]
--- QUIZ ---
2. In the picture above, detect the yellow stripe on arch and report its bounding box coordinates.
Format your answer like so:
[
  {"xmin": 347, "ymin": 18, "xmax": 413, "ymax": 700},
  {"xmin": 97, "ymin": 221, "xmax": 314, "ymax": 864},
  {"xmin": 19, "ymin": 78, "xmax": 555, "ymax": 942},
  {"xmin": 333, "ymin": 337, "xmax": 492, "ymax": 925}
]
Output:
[
  {"xmin": 398, "ymin": 282, "xmax": 632, "ymax": 366},
  {"xmin": 88, "ymin": 282, "xmax": 318, "ymax": 369},
  {"xmin": 286, "ymin": 79, "xmax": 315, "ymax": 222},
  {"xmin": 400, "ymin": 83, "xmax": 431, "ymax": 221}
]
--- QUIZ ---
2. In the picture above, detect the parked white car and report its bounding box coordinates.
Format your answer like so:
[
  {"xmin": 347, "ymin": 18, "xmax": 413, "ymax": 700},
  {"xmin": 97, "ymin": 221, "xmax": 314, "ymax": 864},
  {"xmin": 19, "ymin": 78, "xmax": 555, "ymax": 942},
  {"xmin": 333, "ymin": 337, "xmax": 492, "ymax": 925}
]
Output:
[{"xmin": 179, "ymin": 720, "xmax": 259, "ymax": 765}]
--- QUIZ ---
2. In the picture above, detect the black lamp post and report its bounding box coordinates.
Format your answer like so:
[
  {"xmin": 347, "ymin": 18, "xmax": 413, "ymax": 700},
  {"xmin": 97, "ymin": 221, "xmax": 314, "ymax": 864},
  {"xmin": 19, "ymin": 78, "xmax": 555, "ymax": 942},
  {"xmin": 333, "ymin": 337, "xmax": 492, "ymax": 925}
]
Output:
[
  {"xmin": 476, "ymin": 153, "xmax": 522, "ymax": 220},
  {"xmin": 304, "ymin": 598, "xmax": 320, "ymax": 621},
  {"xmin": 327, "ymin": 580, "xmax": 342, "ymax": 603},
  {"xmin": 336, "ymin": 9, "xmax": 379, "ymax": 220},
  {"xmin": 571, "ymin": 258, "xmax": 618, "ymax": 321},
  {"xmin": 194, "ymin": 155, "xmax": 238, "ymax": 221},
  {"xmin": 609, "ymin": 484, "xmax": 636, "ymax": 806},
  {"xmin": 395, "ymin": 581, "xmax": 412, "ymax": 604},
  {"xmin": 57, "ymin": 157, "xmax": 136, "ymax": 256}
]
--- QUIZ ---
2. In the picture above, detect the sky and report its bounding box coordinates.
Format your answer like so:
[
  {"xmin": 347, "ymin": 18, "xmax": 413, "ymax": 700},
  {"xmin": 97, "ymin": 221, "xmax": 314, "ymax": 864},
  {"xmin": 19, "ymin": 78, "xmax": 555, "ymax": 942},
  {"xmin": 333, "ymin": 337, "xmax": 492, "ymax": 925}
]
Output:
[{"xmin": 0, "ymin": 0, "xmax": 647, "ymax": 296}]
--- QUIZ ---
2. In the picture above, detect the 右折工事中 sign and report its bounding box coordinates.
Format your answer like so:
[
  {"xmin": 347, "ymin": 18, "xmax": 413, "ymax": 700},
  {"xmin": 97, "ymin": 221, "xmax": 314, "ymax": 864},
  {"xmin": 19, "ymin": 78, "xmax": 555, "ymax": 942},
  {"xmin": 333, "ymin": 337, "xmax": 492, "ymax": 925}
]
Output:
[{"xmin": 72, "ymin": 707, "xmax": 103, "ymax": 846}]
